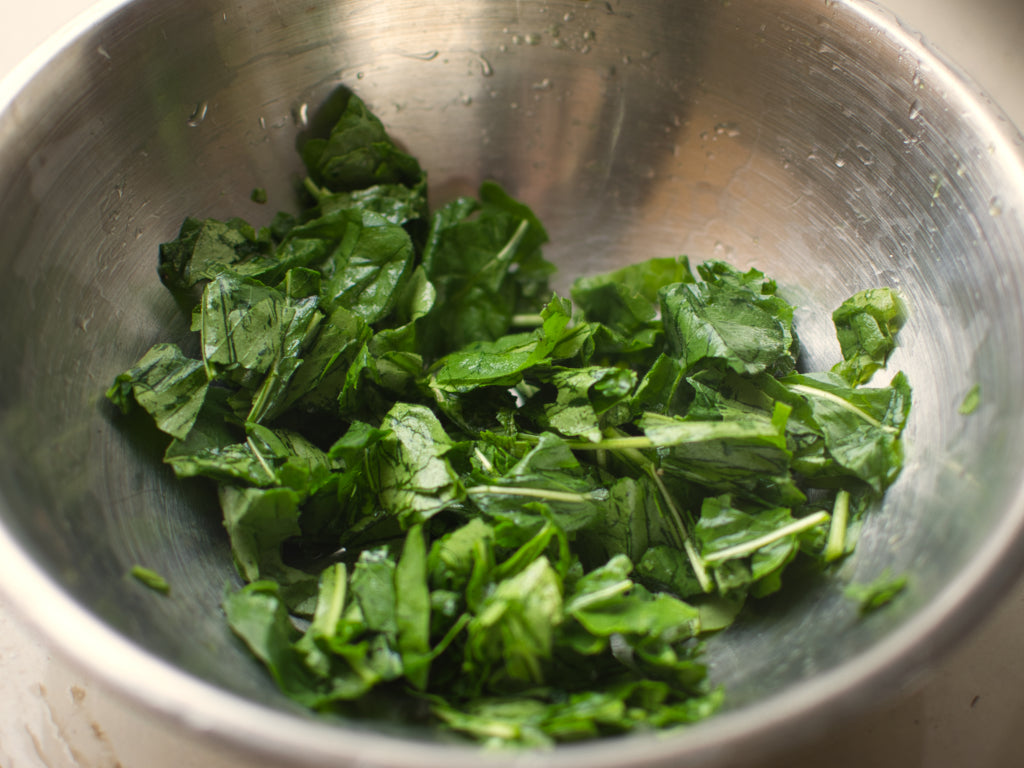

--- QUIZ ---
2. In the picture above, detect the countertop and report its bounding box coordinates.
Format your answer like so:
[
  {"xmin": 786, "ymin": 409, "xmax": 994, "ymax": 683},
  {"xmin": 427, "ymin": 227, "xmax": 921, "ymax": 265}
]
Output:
[{"xmin": 3, "ymin": 1, "xmax": 1024, "ymax": 767}]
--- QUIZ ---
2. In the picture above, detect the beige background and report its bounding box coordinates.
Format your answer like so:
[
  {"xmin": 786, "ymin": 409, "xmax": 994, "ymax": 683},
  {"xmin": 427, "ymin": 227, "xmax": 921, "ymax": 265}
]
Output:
[{"xmin": 2, "ymin": 1, "xmax": 1024, "ymax": 766}]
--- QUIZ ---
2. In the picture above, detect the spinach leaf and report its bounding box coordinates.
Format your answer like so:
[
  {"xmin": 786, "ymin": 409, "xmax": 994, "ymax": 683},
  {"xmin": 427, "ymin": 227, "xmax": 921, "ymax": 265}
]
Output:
[
  {"xmin": 377, "ymin": 403, "xmax": 461, "ymax": 526},
  {"xmin": 959, "ymin": 383, "xmax": 981, "ymax": 415},
  {"xmin": 310, "ymin": 181, "xmax": 428, "ymax": 227},
  {"xmin": 464, "ymin": 556, "xmax": 564, "ymax": 690},
  {"xmin": 831, "ymin": 287, "xmax": 906, "ymax": 385},
  {"xmin": 696, "ymin": 495, "xmax": 827, "ymax": 597},
  {"xmin": 108, "ymin": 87, "xmax": 914, "ymax": 747},
  {"xmin": 130, "ymin": 565, "xmax": 171, "ymax": 595},
  {"xmin": 301, "ymin": 90, "xmax": 424, "ymax": 193},
  {"xmin": 659, "ymin": 261, "xmax": 798, "ymax": 377},
  {"xmin": 783, "ymin": 371, "xmax": 910, "ymax": 493},
  {"xmin": 465, "ymin": 433, "xmax": 607, "ymax": 544},
  {"xmin": 309, "ymin": 208, "xmax": 416, "ymax": 324},
  {"xmin": 198, "ymin": 273, "xmax": 318, "ymax": 379},
  {"xmin": 844, "ymin": 569, "xmax": 908, "ymax": 614},
  {"xmin": 106, "ymin": 343, "xmax": 209, "ymax": 440},
  {"xmin": 418, "ymin": 182, "xmax": 554, "ymax": 358},
  {"xmin": 572, "ymin": 255, "xmax": 695, "ymax": 311},
  {"xmin": 223, "ymin": 581, "xmax": 328, "ymax": 707},
  {"xmin": 535, "ymin": 366, "xmax": 637, "ymax": 442},
  {"xmin": 394, "ymin": 525, "xmax": 432, "ymax": 689},
  {"xmin": 158, "ymin": 217, "xmax": 276, "ymax": 294},
  {"xmin": 640, "ymin": 406, "xmax": 804, "ymax": 506}
]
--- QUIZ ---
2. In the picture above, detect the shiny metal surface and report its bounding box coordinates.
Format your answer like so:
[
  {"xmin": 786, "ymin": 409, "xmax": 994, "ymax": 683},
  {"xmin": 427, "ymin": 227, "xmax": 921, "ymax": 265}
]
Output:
[{"xmin": 2, "ymin": 1, "xmax": 1024, "ymax": 767}]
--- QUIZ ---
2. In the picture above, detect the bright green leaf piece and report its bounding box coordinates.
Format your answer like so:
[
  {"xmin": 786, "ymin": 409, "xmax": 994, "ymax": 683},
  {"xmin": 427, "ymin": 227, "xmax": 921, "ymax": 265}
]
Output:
[
  {"xmin": 129, "ymin": 565, "xmax": 171, "ymax": 595},
  {"xmin": 465, "ymin": 557, "xmax": 564, "ymax": 689},
  {"xmin": 844, "ymin": 569, "xmax": 908, "ymax": 614},
  {"xmin": 831, "ymin": 287, "xmax": 906, "ymax": 386},
  {"xmin": 395, "ymin": 525, "xmax": 432, "ymax": 689},
  {"xmin": 959, "ymin": 383, "xmax": 981, "ymax": 415}
]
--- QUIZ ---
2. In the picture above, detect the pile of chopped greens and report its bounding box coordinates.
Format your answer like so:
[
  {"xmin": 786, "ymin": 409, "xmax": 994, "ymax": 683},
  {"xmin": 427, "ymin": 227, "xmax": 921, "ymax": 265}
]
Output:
[{"xmin": 107, "ymin": 88, "xmax": 910, "ymax": 747}]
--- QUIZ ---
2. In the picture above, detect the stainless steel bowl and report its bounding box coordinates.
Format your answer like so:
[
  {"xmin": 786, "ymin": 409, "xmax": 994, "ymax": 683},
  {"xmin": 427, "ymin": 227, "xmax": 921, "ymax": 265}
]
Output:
[{"xmin": 3, "ymin": 1, "xmax": 1024, "ymax": 766}]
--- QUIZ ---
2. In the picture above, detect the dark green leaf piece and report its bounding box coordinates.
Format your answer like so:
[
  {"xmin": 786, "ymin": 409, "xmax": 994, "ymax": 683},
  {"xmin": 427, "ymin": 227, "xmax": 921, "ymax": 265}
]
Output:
[
  {"xmin": 301, "ymin": 90, "xmax": 424, "ymax": 193},
  {"xmin": 105, "ymin": 343, "xmax": 209, "ymax": 440}
]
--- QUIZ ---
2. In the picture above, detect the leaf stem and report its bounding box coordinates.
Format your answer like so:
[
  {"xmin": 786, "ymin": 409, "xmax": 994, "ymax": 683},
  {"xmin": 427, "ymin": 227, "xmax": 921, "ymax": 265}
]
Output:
[
  {"xmin": 565, "ymin": 580, "xmax": 633, "ymax": 613},
  {"xmin": 465, "ymin": 485, "xmax": 602, "ymax": 504},
  {"xmin": 490, "ymin": 219, "xmax": 531, "ymax": 272},
  {"xmin": 788, "ymin": 383, "xmax": 885, "ymax": 428},
  {"xmin": 450, "ymin": 219, "xmax": 531, "ymax": 308},
  {"xmin": 246, "ymin": 435, "xmax": 277, "ymax": 482},
  {"xmin": 302, "ymin": 176, "xmax": 326, "ymax": 202},
  {"xmin": 510, "ymin": 313, "xmax": 545, "ymax": 327},
  {"xmin": 566, "ymin": 436, "xmax": 655, "ymax": 451},
  {"xmin": 200, "ymin": 298, "xmax": 216, "ymax": 381},
  {"xmin": 310, "ymin": 563, "xmax": 347, "ymax": 637},
  {"xmin": 473, "ymin": 446, "xmax": 495, "ymax": 473},
  {"xmin": 596, "ymin": 427, "xmax": 714, "ymax": 593},
  {"xmin": 703, "ymin": 510, "xmax": 830, "ymax": 563},
  {"xmin": 824, "ymin": 490, "xmax": 851, "ymax": 562},
  {"xmin": 648, "ymin": 468, "xmax": 715, "ymax": 593}
]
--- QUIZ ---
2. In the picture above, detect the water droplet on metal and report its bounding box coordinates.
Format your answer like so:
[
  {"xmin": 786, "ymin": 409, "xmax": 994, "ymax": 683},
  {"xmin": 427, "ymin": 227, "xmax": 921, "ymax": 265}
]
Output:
[
  {"xmin": 908, "ymin": 100, "xmax": 922, "ymax": 120},
  {"xmin": 524, "ymin": 32, "xmax": 542, "ymax": 45},
  {"xmin": 511, "ymin": 33, "xmax": 524, "ymax": 45},
  {"xmin": 404, "ymin": 49, "xmax": 439, "ymax": 61},
  {"xmin": 989, "ymin": 196, "xmax": 1003, "ymax": 216},
  {"xmin": 854, "ymin": 143, "xmax": 874, "ymax": 166},
  {"xmin": 477, "ymin": 55, "xmax": 494, "ymax": 76},
  {"xmin": 294, "ymin": 102, "xmax": 309, "ymax": 127},
  {"xmin": 563, "ymin": 10, "xmax": 575, "ymax": 21},
  {"xmin": 583, "ymin": 29, "xmax": 596, "ymax": 42},
  {"xmin": 833, "ymin": 154, "xmax": 847, "ymax": 168},
  {"xmin": 714, "ymin": 122, "xmax": 741, "ymax": 138},
  {"xmin": 186, "ymin": 101, "xmax": 208, "ymax": 127},
  {"xmin": 96, "ymin": 45, "xmax": 111, "ymax": 61},
  {"xmin": 531, "ymin": 78, "xmax": 553, "ymax": 91}
]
